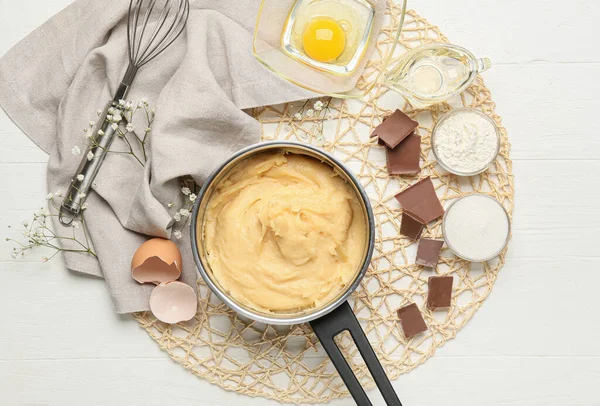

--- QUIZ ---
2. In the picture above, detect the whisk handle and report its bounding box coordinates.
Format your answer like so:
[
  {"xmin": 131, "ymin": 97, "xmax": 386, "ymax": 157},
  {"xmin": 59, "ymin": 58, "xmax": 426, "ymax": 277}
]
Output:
[{"xmin": 59, "ymin": 101, "xmax": 117, "ymax": 226}]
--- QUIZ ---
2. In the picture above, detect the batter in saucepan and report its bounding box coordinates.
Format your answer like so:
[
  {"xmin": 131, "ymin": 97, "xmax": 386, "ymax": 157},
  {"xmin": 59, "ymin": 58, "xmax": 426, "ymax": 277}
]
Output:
[{"xmin": 202, "ymin": 151, "xmax": 367, "ymax": 313}]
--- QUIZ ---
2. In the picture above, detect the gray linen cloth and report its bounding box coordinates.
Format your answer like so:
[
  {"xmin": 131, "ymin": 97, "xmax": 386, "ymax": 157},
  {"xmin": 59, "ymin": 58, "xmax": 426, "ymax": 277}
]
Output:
[{"xmin": 0, "ymin": 0, "xmax": 312, "ymax": 313}]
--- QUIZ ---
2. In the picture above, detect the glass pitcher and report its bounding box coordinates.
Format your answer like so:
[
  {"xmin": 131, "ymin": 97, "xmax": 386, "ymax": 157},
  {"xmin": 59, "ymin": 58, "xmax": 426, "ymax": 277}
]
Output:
[{"xmin": 385, "ymin": 43, "xmax": 491, "ymax": 108}]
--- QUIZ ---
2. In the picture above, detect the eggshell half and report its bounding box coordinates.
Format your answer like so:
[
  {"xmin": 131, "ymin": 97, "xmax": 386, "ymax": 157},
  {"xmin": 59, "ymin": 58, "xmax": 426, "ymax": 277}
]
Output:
[
  {"xmin": 149, "ymin": 281, "xmax": 198, "ymax": 324},
  {"xmin": 131, "ymin": 238, "xmax": 182, "ymax": 284}
]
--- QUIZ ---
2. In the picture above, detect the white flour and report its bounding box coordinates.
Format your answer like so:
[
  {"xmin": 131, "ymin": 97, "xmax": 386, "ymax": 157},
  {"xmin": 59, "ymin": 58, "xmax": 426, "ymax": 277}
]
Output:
[
  {"xmin": 433, "ymin": 110, "xmax": 498, "ymax": 174},
  {"xmin": 443, "ymin": 195, "xmax": 509, "ymax": 261}
]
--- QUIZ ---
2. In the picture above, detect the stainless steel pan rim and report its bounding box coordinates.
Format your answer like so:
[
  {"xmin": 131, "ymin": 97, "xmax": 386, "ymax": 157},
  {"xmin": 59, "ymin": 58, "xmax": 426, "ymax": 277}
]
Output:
[{"xmin": 190, "ymin": 141, "xmax": 376, "ymax": 326}]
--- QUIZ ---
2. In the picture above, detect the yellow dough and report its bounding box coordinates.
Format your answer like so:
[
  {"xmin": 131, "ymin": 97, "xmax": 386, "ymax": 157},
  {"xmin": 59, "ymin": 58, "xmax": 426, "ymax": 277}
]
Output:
[{"xmin": 202, "ymin": 151, "xmax": 367, "ymax": 313}]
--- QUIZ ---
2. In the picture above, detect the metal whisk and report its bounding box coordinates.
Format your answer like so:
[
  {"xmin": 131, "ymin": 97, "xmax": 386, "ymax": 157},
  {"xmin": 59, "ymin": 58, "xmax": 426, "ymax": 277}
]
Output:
[{"xmin": 59, "ymin": 0, "xmax": 190, "ymax": 226}]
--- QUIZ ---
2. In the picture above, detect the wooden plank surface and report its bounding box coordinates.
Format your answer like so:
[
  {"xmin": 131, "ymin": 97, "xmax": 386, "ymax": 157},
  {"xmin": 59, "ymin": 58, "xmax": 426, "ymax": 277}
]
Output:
[{"xmin": 1, "ymin": 0, "xmax": 599, "ymax": 404}]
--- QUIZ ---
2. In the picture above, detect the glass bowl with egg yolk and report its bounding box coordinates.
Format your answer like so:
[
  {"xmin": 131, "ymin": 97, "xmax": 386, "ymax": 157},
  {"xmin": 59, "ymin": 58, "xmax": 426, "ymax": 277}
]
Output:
[{"xmin": 253, "ymin": 0, "xmax": 407, "ymax": 98}]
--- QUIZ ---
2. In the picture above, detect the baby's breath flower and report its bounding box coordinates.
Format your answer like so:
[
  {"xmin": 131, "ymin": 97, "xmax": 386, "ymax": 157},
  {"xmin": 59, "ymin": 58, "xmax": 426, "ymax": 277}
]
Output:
[
  {"xmin": 118, "ymin": 99, "xmax": 126, "ymax": 106},
  {"xmin": 54, "ymin": 191, "xmax": 63, "ymax": 197},
  {"xmin": 77, "ymin": 174, "xmax": 85, "ymax": 182},
  {"xmin": 87, "ymin": 151, "xmax": 94, "ymax": 161},
  {"xmin": 108, "ymin": 107, "xmax": 115, "ymax": 114},
  {"xmin": 11, "ymin": 251, "xmax": 19, "ymax": 259},
  {"xmin": 106, "ymin": 114, "xmax": 113, "ymax": 121},
  {"xmin": 71, "ymin": 146, "xmax": 81, "ymax": 155},
  {"xmin": 79, "ymin": 193, "xmax": 86, "ymax": 199},
  {"xmin": 112, "ymin": 114, "xmax": 122, "ymax": 123},
  {"xmin": 314, "ymin": 100, "xmax": 324, "ymax": 111},
  {"xmin": 89, "ymin": 121, "xmax": 96, "ymax": 127},
  {"xmin": 179, "ymin": 209, "xmax": 190, "ymax": 217},
  {"xmin": 173, "ymin": 230, "xmax": 182, "ymax": 240},
  {"xmin": 145, "ymin": 127, "xmax": 151, "ymax": 133},
  {"xmin": 46, "ymin": 193, "xmax": 54, "ymax": 200},
  {"xmin": 111, "ymin": 123, "xmax": 119, "ymax": 131},
  {"xmin": 81, "ymin": 203, "xmax": 88, "ymax": 210},
  {"xmin": 98, "ymin": 130, "xmax": 105, "ymax": 136},
  {"xmin": 41, "ymin": 256, "xmax": 49, "ymax": 262},
  {"xmin": 173, "ymin": 212, "xmax": 182, "ymax": 222},
  {"xmin": 189, "ymin": 193, "xmax": 197, "ymax": 202},
  {"xmin": 306, "ymin": 109, "xmax": 315, "ymax": 117},
  {"xmin": 97, "ymin": 109, "xmax": 103, "ymax": 116},
  {"xmin": 125, "ymin": 102, "xmax": 133, "ymax": 111},
  {"xmin": 72, "ymin": 221, "xmax": 81, "ymax": 229},
  {"xmin": 22, "ymin": 220, "xmax": 29, "ymax": 227},
  {"xmin": 294, "ymin": 113, "xmax": 302, "ymax": 120},
  {"xmin": 167, "ymin": 202, "xmax": 174, "ymax": 208},
  {"xmin": 181, "ymin": 187, "xmax": 191, "ymax": 196},
  {"xmin": 126, "ymin": 123, "xmax": 135, "ymax": 133}
]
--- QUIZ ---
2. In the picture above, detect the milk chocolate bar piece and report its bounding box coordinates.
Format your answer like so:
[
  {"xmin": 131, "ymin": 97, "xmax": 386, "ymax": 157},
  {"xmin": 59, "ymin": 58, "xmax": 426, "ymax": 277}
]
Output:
[
  {"xmin": 394, "ymin": 177, "xmax": 444, "ymax": 224},
  {"xmin": 371, "ymin": 109, "xmax": 419, "ymax": 149},
  {"xmin": 397, "ymin": 303, "xmax": 428, "ymax": 339},
  {"xmin": 386, "ymin": 133, "xmax": 421, "ymax": 175},
  {"xmin": 427, "ymin": 276, "xmax": 453, "ymax": 310},
  {"xmin": 400, "ymin": 212, "xmax": 423, "ymax": 240},
  {"xmin": 416, "ymin": 239, "xmax": 444, "ymax": 267}
]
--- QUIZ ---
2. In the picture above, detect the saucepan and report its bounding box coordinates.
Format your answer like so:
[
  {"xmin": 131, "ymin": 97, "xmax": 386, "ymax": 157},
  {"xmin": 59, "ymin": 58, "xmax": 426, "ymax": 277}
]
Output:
[{"xmin": 190, "ymin": 141, "xmax": 401, "ymax": 405}]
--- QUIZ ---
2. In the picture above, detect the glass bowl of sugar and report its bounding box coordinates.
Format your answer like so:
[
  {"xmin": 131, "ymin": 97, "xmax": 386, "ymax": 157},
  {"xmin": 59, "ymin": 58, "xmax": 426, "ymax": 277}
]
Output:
[
  {"xmin": 431, "ymin": 108, "xmax": 501, "ymax": 176},
  {"xmin": 442, "ymin": 194, "xmax": 511, "ymax": 262}
]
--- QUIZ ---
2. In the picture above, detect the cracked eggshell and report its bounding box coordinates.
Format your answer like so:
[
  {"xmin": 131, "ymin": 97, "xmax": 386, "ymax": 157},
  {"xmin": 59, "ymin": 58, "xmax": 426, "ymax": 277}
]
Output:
[
  {"xmin": 149, "ymin": 281, "xmax": 198, "ymax": 324},
  {"xmin": 131, "ymin": 238, "xmax": 182, "ymax": 285}
]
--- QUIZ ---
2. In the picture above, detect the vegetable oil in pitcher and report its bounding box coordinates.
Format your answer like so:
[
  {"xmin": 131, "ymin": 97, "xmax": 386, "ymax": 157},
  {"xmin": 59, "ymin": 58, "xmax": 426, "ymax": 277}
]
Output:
[{"xmin": 386, "ymin": 44, "xmax": 491, "ymax": 108}]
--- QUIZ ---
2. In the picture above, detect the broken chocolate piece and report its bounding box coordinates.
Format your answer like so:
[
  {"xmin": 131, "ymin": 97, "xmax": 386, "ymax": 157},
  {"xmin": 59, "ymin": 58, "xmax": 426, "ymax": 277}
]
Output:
[
  {"xmin": 427, "ymin": 276, "xmax": 453, "ymax": 310},
  {"xmin": 371, "ymin": 109, "xmax": 419, "ymax": 149},
  {"xmin": 394, "ymin": 177, "xmax": 444, "ymax": 224},
  {"xmin": 416, "ymin": 239, "xmax": 444, "ymax": 267},
  {"xmin": 386, "ymin": 133, "xmax": 421, "ymax": 175},
  {"xmin": 370, "ymin": 130, "xmax": 385, "ymax": 145},
  {"xmin": 397, "ymin": 303, "xmax": 428, "ymax": 339},
  {"xmin": 400, "ymin": 212, "xmax": 423, "ymax": 240}
]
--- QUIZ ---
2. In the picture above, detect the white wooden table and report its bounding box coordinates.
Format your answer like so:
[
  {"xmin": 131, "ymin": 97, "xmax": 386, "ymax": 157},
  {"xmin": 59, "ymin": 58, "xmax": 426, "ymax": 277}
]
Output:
[{"xmin": 1, "ymin": 0, "xmax": 599, "ymax": 405}]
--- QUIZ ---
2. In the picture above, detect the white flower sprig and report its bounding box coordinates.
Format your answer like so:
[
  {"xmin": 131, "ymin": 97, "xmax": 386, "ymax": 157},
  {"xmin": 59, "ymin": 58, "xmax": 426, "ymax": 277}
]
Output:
[
  {"xmin": 168, "ymin": 179, "xmax": 200, "ymax": 240},
  {"xmin": 84, "ymin": 99, "xmax": 155, "ymax": 167},
  {"xmin": 288, "ymin": 97, "xmax": 332, "ymax": 145},
  {"xmin": 6, "ymin": 195, "xmax": 96, "ymax": 262}
]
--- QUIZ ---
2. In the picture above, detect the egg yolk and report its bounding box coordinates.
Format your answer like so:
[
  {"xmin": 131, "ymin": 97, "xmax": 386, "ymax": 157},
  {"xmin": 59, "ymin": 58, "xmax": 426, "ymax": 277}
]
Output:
[{"xmin": 302, "ymin": 18, "xmax": 346, "ymax": 63}]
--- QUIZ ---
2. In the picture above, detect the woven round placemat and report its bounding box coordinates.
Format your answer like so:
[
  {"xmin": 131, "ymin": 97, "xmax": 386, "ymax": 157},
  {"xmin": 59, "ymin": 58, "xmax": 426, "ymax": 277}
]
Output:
[{"xmin": 134, "ymin": 6, "xmax": 513, "ymax": 404}]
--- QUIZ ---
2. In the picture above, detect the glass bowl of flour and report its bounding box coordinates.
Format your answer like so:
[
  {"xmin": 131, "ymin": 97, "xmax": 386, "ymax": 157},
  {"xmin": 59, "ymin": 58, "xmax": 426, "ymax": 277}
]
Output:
[{"xmin": 431, "ymin": 108, "xmax": 500, "ymax": 176}]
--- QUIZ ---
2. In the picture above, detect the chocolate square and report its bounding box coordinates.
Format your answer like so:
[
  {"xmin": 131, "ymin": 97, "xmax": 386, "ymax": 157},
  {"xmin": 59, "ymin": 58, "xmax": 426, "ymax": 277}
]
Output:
[
  {"xmin": 400, "ymin": 212, "xmax": 423, "ymax": 240},
  {"xmin": 386, "ymin": 133, "xmax": 421, "ymax": 175},
  {"xmin": 427, "ymin": 276, "xmax": 453, "ymax": 310},
  {"xmin": 394, "ymin": 177, "xmax": 444, "ymax": 224},
  {"xmin": 397, "ymin": 303, "xmax": 428, "ymax": 339},
  {"xmin": 416, "ymin": 239, "xmax": 444, "ymax": 267},
  {"xmin": 370, "ymin": 130, "xmax": 385, "ymax": 145},
  {"xmin": 371, "ymin": 109, "xmax": 418, "ymax": 149}
]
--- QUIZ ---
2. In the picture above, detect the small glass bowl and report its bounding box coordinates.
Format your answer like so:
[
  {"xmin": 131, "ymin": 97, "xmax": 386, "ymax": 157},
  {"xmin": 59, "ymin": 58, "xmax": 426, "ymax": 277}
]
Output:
[
  {"xmin": 442, "ymin": 194, "xmax": 511, "ymax": 262},
  {"xmin": 431, "ymin": 108, "xmax": 501, "ymax": 176},
  {"xmin": 253, "ymin": 0, "xmax": 407, "ymax": 99}
]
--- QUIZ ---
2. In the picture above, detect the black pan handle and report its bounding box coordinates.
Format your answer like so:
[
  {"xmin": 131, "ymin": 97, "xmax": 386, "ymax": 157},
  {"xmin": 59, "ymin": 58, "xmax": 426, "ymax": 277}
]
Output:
[{"xmin": 310, "ymin": 301, "xmax": 402, "ymax": 406}]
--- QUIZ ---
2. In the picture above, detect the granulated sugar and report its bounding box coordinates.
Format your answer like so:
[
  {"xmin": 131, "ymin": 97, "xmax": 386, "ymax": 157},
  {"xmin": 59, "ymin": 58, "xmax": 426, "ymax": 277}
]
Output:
[
  {"xmin": 433, "ymin": 109, "xmax": 499, "ymax": 174},
  {"xmin": 443, "ymin": 195, "xmax": 509, "ymax": 261}
]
